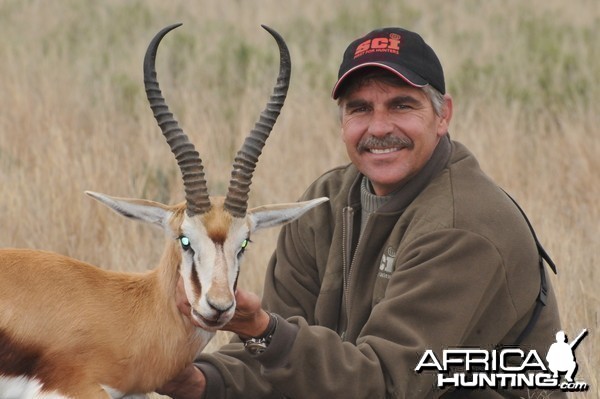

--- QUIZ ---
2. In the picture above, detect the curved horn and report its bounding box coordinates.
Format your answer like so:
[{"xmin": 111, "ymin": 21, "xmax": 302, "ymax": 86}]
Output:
[
  {"xmin": 143, "ymin": 23, "xmax": 211, "ymax": 217},
  {"xmin": 223, "ymin": 25, "xmax": 291, "ymax": 218}
]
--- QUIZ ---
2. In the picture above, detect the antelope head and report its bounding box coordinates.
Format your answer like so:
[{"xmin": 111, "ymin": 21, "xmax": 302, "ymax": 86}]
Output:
[{"xmin": 86, "ymin": 24, "xmax": 327, "ymax": 331}]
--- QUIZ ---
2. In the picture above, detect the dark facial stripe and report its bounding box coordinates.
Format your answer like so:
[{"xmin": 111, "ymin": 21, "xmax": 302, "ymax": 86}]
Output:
[
  {"xmin": 190, "ymin": 259, "xmax": 202, "ymax": 299},
  {"xmin": 233, "ymin": 267, "xmax": 240, "ymax": 292}
]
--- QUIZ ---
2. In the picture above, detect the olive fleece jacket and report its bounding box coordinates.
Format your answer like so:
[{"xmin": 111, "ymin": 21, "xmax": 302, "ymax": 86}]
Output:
[{"xmin": 195, "ymin": 136, "xmax": 563, "ymax": 398}]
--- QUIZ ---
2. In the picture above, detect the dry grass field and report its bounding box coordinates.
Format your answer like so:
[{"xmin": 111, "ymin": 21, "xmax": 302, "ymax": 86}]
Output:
[{"xmin": 0, "ymin": 0, "xmax": 597, "ymax": 397}]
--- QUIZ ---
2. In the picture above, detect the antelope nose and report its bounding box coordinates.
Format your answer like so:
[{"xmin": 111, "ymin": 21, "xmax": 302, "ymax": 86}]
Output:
[{"xmin": 207, "ymin": 299, "xmax": 234, "ymax": 315}]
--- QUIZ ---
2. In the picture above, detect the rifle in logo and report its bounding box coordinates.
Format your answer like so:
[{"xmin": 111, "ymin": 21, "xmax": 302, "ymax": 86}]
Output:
[{"xmin": 546, "ymin": 329, "xmax": 588, "ymax": 383}]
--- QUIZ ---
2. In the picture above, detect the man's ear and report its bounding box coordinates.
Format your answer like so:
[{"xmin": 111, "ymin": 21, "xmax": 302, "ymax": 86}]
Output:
[{"xmin": 437, "ymin": 94, "xmax": 453, "ymax": 136}]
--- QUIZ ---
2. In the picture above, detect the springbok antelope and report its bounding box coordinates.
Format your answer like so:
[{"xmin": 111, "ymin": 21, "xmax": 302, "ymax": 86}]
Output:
[{"xmin": 0, "ymin": 23, "xmax": 327, "ymax": 398}]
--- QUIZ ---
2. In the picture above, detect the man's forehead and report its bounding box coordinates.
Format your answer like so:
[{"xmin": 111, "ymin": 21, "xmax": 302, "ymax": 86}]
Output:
[
  {"xmin": 342, "ymin": 80, "xmax": 426, "ymax": 103},
  {"xmin": 338, "ymin": 68, "xmax": 421, "ymax": 100}
]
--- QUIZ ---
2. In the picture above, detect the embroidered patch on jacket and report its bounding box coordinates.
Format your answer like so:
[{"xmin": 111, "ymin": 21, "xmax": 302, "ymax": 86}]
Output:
[{"xmin": 378, "ymin": 246, "xmax": 396, "ymax": 279}]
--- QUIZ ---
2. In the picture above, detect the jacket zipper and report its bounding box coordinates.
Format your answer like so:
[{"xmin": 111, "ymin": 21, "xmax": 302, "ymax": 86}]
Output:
[
  {"xmin": 341, "ymin": 207, "xmax": 352, "ymax": 340},
  {"xmin": 341, "ymin": 206, "xmax": 367, "ymax": 341}
]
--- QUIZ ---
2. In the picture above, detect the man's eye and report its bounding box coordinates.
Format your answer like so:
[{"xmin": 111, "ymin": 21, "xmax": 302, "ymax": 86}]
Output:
[{"xmin": 351, "ymin": 106, "xmax": 368, "ymax": 113}]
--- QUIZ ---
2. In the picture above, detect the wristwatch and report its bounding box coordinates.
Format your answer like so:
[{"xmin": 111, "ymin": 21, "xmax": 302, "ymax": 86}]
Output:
[{"xmin": 243, "ymin": 312, "xmax": 278, "ymax": 355}]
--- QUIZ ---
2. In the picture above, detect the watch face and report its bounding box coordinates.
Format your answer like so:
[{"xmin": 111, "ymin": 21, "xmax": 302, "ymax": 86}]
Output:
[
  {"xmin": 245, "ymin": 340, "xmax": 269, "ymax": 355},
  {"xmin": 243, "ymin": 312, "xmax": 277, "ymax": 355}
]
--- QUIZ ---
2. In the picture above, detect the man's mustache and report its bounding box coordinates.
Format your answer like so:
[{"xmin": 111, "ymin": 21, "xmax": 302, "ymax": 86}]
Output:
[{"xmin": 357, "ymin": 135, "xmax": 414, "ymax": 152}]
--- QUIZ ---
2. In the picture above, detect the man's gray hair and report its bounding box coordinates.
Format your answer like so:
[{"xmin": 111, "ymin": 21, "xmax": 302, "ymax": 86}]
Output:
[{"xmin": 422, "ymin": 84, "xmax": 445, "ymax": 116}]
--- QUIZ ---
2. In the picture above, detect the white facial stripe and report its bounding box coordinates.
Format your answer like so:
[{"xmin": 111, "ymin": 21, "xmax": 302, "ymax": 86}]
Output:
[
  {"xmin": 201, "ymin": 244, "xmax": 234, "ymax": 312},
  {"xmin": 179, "ymin": 218, "xmax": 205, "ymax": 303}
]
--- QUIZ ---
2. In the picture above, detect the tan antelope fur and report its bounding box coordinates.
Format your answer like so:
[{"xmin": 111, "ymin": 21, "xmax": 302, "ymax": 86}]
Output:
[{"xmin": 0, "ymin": 24, "xmax": 327, "ymax": 399}]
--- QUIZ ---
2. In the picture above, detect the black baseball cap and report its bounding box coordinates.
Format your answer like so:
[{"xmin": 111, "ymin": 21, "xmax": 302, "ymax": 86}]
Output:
[{"xmin": 332, "ymin": 27, "xmax": 445, "ymax": 99}]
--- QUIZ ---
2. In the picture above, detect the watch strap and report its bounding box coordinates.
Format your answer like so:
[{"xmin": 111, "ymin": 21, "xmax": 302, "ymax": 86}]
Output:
[{"xmin": 243, "ymin": 312, "xmax": 278, "ymax": 355}]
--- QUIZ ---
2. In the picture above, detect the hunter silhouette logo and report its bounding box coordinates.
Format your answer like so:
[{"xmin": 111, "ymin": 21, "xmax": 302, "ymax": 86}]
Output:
[
  {"xmin": 546, "ymin": 329, "xmax": 587, "ymax": 383},
  {"xmin": 415, "ymin": 329, "xmax": 590, "ymax": 392}
]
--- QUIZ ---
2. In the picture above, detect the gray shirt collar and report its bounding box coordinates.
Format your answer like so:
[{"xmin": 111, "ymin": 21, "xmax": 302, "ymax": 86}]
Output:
[{"xmin": 358, "ymin": 134, "xmax": 452, "ymax": 217}]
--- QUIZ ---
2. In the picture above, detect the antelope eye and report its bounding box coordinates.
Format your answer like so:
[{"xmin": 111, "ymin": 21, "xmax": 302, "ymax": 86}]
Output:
[
  {"xmin": 179, "ymin": 235, "xmax": 191, "ymax": 250},
  {"xmin": 237, "ymin": 238, "xmax": 251, "ymax": 258}
]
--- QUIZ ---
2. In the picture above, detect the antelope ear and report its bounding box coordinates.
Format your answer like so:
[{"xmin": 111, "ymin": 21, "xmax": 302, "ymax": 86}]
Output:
[
  {"xmin": 248, "ymin": 197, "xmax": 328, "ymax": 231},
  {"xmin": 85, "ymin": 191, "xmax": 172, "ymax": 229}
]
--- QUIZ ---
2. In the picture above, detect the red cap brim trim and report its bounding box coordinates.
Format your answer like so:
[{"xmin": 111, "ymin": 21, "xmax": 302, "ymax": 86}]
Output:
[{"xmin": 331, "ymin": 62, "xmax": 427, "ymax": 99}]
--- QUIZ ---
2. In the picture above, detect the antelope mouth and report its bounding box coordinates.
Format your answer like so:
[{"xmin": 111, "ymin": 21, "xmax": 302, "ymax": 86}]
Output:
[
  {"xmin": 192, "ymin": 309, "xmax": 230, "ymax": 330},
  {"xmin": 200, "ymin": 317, "xmax": 223, "ymax": 329}
]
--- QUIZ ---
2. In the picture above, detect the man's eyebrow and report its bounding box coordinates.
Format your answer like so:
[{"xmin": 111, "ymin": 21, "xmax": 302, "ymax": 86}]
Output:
[
  {"xmin": 387, "ymin": 95, "xmax": 422, "ymax": 106},
  {"xmin": 344, "ymin": 95, "xmax": 423, "ymax": 110},
  {"xmin": 344, "ymin": 98, "xmax": 370, "ymax": 109}
]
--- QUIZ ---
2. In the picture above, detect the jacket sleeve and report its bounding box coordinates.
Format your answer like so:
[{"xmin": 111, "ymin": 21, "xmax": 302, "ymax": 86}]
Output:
[{"xmin": 196, "ymin": 225, "xmax": 518, "ymax": 398}]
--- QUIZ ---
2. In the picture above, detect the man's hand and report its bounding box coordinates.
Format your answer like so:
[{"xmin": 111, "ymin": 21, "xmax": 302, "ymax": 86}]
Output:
[
  {"xmin": 224, "ymin": 288, "xmax": 271, "ymax": 339},
  {"xmin": 155, "ymin": 364, "xmax": 206, "ymax": 399},
  {"xmin": 174, "ymin": 276, "xmax": 271, "ymax": 338},
  {"xmin": 165, "ymin": 279, "xmax": 271, "ymax": 397}
]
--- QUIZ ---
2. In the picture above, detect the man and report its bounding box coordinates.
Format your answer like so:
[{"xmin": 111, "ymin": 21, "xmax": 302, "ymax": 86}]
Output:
[{"xmin": 159, "ymin": 27, "xmax": 563, "ymax": 398}]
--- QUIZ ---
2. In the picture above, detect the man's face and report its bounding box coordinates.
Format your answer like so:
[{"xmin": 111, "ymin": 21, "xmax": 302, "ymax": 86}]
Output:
[{"xmin": 340, "ymin": 79, "xmax": 452, "ymax": 196}]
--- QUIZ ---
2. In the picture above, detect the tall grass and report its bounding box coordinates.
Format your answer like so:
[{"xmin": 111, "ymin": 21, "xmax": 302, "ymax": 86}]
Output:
[{"xmin": 0, "ymin": 0, "xmax": 597, "ymax": 397}]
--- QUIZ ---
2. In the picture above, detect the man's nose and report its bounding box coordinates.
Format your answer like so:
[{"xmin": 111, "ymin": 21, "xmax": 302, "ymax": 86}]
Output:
[{"xmin": 367, "ymin": 110, "xmax": 393, "ymax": 136}]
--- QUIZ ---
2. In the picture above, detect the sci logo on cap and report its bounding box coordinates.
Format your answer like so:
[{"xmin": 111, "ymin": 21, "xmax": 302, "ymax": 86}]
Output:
[
  {"xmin": 415, "ymin": 329, "xmax": 589, "ymax": 393},
  {"xmin": 354, "ymin": 34, "xmax": 401, "ymax": 59}
]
